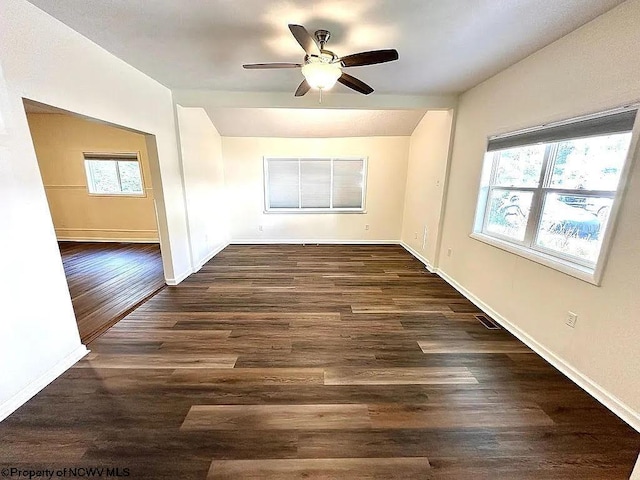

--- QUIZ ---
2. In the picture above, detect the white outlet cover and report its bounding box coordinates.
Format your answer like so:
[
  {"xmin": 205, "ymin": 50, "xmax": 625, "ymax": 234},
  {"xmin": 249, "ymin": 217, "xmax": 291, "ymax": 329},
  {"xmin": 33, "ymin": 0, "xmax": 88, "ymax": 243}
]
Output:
[{"xmin": 566, "ymin": 312, "xmax": 578, "ymax": 327}]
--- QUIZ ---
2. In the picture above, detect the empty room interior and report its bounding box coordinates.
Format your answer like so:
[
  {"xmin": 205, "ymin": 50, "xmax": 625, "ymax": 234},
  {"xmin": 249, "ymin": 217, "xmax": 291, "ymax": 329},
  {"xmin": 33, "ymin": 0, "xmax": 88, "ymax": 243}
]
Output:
[{"xmin": 0, "ymin": 1, "xmax": 639, "ymax": 479}]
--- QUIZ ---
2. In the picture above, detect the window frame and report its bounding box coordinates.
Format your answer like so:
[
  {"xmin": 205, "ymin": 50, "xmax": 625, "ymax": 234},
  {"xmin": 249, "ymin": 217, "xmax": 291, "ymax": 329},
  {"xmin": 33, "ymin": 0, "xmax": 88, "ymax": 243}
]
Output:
[
  {"xmin": 471, "ymin": 106, "xmax": 640, "ymax": 285},
  {"xmin": 263, "ymin": 156, "xmax": 367, "ymax": 213},
  {"xmin": 83, "ymin": 152, "xmax": 146, "ymax": 197}
]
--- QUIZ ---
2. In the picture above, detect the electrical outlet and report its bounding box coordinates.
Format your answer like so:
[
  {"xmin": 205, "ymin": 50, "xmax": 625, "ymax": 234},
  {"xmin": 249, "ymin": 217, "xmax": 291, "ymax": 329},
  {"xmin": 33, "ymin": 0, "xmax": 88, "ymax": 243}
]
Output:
[
  {"xmin": 566, "ymin": 312, "xmax": 578, "ymax": 328},
  {"xmin": 447, "ymin": 248, "xmax": 452, "ymax": 257},
  {"xmin": 436, "ymin": 179, "xmax": 441, "ymax": 187},
  {"xmin": 365, "ymin": 224, "xmax": 370, "ymax": 231},
  {"xmin": 258, "ymin": 225, "xmax": 263, "ymax": 232}
]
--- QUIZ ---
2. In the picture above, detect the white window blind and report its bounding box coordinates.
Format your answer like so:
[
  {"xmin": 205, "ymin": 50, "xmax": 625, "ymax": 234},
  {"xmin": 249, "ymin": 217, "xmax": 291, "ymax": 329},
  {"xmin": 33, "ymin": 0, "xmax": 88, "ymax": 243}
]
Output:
[
  {"xmin": 264, "ymin": 157, "xmax": 366, "ymax": 212},
  {"xmin": 333, "ymin": 159, "xmax": 364, "ymax": 208},
  {"xmin": 300, "ymin": 159, "xmax": 331, "ymax": 208},
  {"xmin": 267, "ymin": 159, "xmax": 300, "ymax": 208}
]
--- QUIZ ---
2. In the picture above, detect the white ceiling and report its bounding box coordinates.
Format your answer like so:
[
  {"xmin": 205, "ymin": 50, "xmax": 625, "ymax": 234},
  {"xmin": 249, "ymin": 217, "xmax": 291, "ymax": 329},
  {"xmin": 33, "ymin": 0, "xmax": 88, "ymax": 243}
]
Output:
[
  {"xmin": 25, "ymin": 0, "xmax": 625, "ymax": 137},
  {"xmin": 27, "ymin": 0, "xmax": 624, "ymax": 96}
]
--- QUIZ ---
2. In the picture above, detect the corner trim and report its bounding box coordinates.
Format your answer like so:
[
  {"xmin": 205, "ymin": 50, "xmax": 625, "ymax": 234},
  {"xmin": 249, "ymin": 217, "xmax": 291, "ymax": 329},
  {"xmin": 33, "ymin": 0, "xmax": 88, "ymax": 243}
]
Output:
[
  {"xmin": 165, "ymin": 269, "xmax": 192, "ymax": 286},
  {"xmin": 0, "ymin": 345, "xmax": 90, "ymax": 422},
  {"xmin": 193, "ymin": 241, "xmax": 229, "ymax": 273},
  {"xmin": 436, "ymin": 266, "xmax": 640, "ymax": 432},
  {"xmin": 400, "ymin": 242, "xmax": 436, "ymax": 272}
]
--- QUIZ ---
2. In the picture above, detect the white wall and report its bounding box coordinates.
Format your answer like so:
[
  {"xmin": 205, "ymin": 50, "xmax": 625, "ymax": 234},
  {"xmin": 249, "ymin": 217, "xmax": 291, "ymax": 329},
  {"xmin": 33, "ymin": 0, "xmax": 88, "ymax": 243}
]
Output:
[
  {"xmin": 176, "ymin": 106, "xmax": 229, "ymax": 268},
  {"xmin": 222, "ymin": 136, "xmax": 410, "ymax": 242},
  {"xmin": 437, "ymin": 0, "xmax": 640, "ymax": 427},
  {"xmin": 401, "ymin": 110, "xmax": 454, "ymax": 266},
  {"xmin": 0, "ymin": 0, "xmax": 193, "ymax": 420}
]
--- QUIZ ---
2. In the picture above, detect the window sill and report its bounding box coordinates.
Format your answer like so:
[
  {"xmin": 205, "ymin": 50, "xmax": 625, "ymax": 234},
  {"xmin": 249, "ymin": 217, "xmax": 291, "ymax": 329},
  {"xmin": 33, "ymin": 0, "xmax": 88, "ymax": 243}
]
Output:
[
  {"xmin": 469, "ymin": 232, "xmax": 601, "ymax": 286},
  {"xmin": 264, "ymin": 209, "xmax": 367, "ymax": 214},
  {"xmin": 88, "ymin": 192, "xmax": 147, "ymax": 198}
]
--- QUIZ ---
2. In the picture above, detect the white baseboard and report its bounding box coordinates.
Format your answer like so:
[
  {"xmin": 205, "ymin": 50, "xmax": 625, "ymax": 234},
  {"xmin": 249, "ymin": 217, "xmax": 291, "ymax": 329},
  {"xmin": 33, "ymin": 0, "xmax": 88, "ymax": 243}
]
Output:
[
  {"xmin": 165, "ymin": 269, "xmax": 192, "ymax": 286},
  {"xmin": 193, "ymin": 241, "xmax": 229, "ymax": 273},
  {"xmin": 630, "ymin": 455, "xmax": 640, "ymax": 480},
  {"xmin": 231, "ymin": 239, "xmax": 401, "ymax": 245},
  {"xmin": 0, "ymin": 345, "xmax": 89, "ymax": 422},
  {"xmin": 56, "ymin": 237, "xmax": 160, "ymax": 243},
  {"xmin": 435, "ymin": 267, "xmax": 640, "ymax": 432},
  {"xmin": 400, "ymin": 242, "xmax": 436, "ymax": 272}
]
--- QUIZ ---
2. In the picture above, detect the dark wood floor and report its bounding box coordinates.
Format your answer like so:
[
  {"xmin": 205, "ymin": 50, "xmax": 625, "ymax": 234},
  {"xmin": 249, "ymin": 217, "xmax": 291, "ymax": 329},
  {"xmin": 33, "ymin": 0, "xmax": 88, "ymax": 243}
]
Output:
[
  {"xmin": 58, "ymin": 241, "xmax": 165, "ymax": 343},
  {"xmin": 1, "ymin": 245, "xmax": 638, "ymax": 479}
]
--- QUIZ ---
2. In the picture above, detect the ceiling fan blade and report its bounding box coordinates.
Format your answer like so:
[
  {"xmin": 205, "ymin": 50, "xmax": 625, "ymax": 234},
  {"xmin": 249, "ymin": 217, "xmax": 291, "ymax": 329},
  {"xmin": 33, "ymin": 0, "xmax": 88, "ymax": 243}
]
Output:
[
  {"xmin": 288, "ymin": 24, "xmax": 320, "ymax": 56},
  {"xmin": 338, "ymin": 72, "xmax": 374, "ymax": 95},
  {"xmin": 294, "ymin": 79, "xmax": 311, "ymax": 97},
  {"xmin": 243, "ymin": 63, "xmax": 302, "ymax": 69},
  {"xmin": 338, "ymin": 49, "xmax": 399, "ymax": 67}
]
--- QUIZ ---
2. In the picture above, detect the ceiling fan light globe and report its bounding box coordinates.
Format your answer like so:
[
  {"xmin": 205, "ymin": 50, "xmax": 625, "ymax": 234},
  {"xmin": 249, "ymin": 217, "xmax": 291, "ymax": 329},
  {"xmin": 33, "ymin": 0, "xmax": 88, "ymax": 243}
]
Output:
[{"xmin": 301, "ymin": 62, "xmax": 342, "ymax": 90}]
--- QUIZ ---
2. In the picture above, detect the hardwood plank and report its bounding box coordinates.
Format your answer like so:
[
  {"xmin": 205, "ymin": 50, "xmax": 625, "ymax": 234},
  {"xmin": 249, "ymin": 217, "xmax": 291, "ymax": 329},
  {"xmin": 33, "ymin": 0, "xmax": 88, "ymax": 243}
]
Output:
[
  {"xmin": 181, "ymin": 404, "xmax": 372, "ymax": 430},
  {"xmin": 369, "ymin": 403, "xmax": 555, "ymax": 429},
  {"xmin": 207, "ymin": 457, "xmax": 431, "ymax": 480},
  {"xmin": 418, "ymin": 340, "xmax": 533, "ymax": 354},
  {"xmin": 74, "ymin": 353, "xmax": 238, "ymax": 369},
  {"xmin": 169, "ymin": 368, "xmax": 325, "ymax": 386},
  {"xmin": 324, "ymin": 367, "xmax": 478, "ymax": 385}
]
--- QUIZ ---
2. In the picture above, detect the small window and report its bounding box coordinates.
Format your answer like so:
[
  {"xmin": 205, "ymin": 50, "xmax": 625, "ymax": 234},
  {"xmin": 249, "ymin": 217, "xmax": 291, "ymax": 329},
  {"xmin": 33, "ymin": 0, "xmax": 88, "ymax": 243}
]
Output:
[
  {"xmin": 84, "ymin": 153, "xmax": 144, "ymax": 195},
  {"xmin": 264, "ymin": 157, "xmax": 366, "ymax": 212},
  {"xmin": 472, "ymin": 107, "xmax": 638, "ymax": 284}
]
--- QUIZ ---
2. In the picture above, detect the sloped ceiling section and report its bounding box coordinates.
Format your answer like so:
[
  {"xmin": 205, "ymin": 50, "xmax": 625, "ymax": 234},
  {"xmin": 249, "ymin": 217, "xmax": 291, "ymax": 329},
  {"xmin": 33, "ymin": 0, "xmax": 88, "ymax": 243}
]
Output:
[{"xmin": 202, "ymin": 108, "xmax": 428, "ymax": 137}]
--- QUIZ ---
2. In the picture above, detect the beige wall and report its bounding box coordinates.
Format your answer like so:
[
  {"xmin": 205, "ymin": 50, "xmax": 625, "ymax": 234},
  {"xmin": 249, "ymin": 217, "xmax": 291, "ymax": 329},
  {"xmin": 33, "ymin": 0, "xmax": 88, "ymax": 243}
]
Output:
[
  {"xmin": 176, "ymin": 106, "xmax": 229, "ymax": 268},
  {"xmin": 28, "ymin": 113, "xmax": 159, "ymax": 242},
  {"xmin": 437, "ymin": 0, "xmax": 640, "ymax": 427},
  {"xmin": 222, "ymin": 136, "xmax": 410, "ymax": 242},
  {"xmin": 401, "ymin": 110, "xmax": 454, "ymax": 266}
]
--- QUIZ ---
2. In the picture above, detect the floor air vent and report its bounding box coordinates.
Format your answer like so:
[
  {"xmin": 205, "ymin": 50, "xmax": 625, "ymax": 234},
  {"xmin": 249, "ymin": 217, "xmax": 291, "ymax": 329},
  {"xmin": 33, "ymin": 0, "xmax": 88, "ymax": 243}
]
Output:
[{"xmin": 476, "ymin": 314, "xmax": 501, "ymax": 330}]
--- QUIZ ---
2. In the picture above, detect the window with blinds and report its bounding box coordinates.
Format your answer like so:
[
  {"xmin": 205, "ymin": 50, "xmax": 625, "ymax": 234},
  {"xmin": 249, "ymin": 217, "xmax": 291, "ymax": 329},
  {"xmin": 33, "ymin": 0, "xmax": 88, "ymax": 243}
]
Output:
[
  {"xmin": 264, "ymin": 157, "xmax": 366, "ymax": 212},
  {"xmin": 472, "ymin": 106, "xmax": 638, "ymax": 284}
]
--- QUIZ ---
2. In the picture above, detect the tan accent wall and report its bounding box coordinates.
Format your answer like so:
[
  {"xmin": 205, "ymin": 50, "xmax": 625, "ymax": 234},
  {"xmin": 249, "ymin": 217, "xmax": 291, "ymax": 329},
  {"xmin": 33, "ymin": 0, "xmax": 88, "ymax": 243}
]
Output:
[{"xmin": 27, "ymin": 113, "xmax": 159, "ymax": 242}]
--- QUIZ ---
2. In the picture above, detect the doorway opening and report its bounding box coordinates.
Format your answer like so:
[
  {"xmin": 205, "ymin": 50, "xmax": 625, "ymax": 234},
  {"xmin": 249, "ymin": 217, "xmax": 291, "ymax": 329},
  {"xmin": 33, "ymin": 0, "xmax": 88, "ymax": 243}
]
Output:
[{"xmin": 23, "ymin": 99, "xmax": 166, "ymax": 343}]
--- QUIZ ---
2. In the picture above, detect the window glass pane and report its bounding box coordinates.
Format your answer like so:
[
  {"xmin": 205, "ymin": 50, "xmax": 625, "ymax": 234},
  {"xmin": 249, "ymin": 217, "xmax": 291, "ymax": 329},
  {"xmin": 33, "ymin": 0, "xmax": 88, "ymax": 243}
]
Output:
[
  {"xmin": 549, "ymin": 133, "xmax": 632, "ymax": 190},
  {"xmin": 268, "ymin": 160, "xmax": 299, "ymax": 208},
  {"xmin": 117, "ymin": 161, "xmax": 143, "ymax": 193},
  {"xmin": 333, "ymin": 159, "xmax": 364, "ymax": 208},
  {"xmin": 86, "ymin": 160, "xmax": 119, "ymax": 193},
  {"xmin": 494, "ymin": 145, "xmax": 546, "ymax": 187},
  {"xmin": 485, "ymin": 189, "xmax": 534, "ymax": 242},
  {"xmin": 535, "ymin": 193, "xmax": 611, "ymax": 264},
  {"xmin": 300, "ymin": 159, "xmax": 331, "ymax": 208}
]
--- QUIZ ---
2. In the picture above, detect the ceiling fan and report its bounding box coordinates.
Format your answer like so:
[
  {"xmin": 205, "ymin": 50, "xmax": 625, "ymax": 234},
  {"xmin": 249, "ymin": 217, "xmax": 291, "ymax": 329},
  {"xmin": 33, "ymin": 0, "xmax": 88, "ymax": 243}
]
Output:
[{"xmin": 243, "ymin": 24, "xmax": 399, "ymax": 97}]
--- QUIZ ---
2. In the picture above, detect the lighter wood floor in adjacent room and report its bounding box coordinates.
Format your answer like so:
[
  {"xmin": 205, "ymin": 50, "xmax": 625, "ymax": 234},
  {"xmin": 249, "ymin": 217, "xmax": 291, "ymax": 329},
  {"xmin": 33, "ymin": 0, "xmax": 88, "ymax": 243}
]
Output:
[{"xmin": 58, "ymin": 241, "xmax": 165, "ymax": 343}]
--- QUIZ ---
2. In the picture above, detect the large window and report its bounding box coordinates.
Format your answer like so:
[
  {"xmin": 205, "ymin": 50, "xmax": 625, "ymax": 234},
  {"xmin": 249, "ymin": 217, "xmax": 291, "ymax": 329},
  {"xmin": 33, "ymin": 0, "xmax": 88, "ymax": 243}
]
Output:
[
  {"xmin": 473, "ymin": 108, "xmax": 638, "ymax": 284},
  {"xmin": 84, "ymin": 153, "xmax": 144, "ymax": 195},
  {"xmin": 264, "ymin": 157, "xmax": 366, "ymax": 212}
]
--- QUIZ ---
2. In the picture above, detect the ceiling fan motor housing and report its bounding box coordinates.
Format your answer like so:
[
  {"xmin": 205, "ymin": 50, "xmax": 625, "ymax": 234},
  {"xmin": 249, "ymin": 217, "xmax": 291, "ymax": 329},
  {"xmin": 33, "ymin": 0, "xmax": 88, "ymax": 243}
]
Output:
[{"xmin": 314, "ymin": 29, "xmax": 331, "ymax": 49}]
